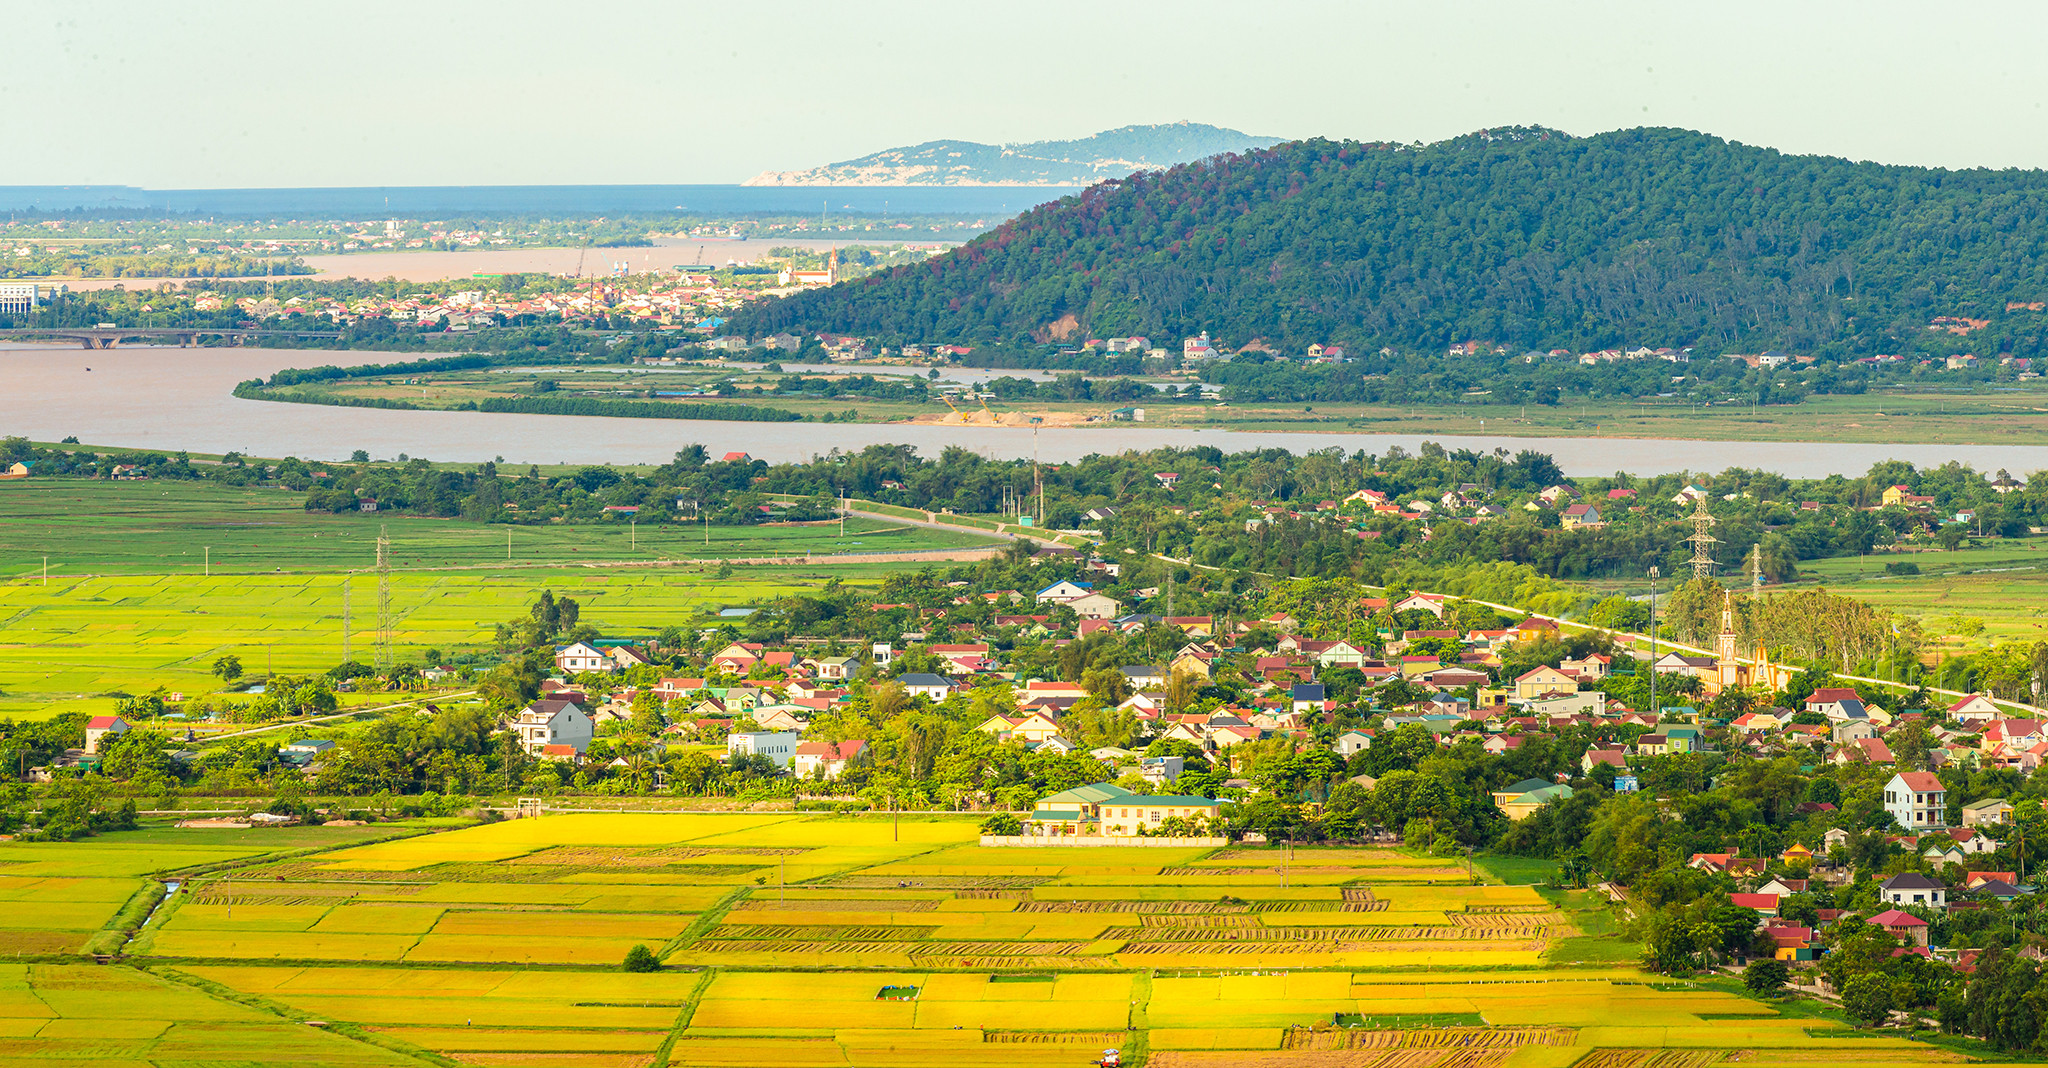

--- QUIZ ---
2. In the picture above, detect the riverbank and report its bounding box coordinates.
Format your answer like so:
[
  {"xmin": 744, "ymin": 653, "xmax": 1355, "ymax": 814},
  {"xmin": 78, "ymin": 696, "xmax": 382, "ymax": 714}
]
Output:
[{"xmin": 14, "ymin": 343, "xmax": 2048, "ymax": 477}]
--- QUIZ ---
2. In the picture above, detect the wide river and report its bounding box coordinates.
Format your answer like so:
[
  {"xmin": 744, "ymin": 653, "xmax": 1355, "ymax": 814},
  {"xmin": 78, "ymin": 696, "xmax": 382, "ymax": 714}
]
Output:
[{"xmin": 5, "ymin": 344, "xmax": 2045, "ymax": 477}]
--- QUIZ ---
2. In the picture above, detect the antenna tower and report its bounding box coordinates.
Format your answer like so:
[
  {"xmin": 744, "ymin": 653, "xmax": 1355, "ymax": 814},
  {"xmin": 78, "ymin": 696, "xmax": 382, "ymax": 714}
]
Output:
[
  {"xmin": 375, "ymin": 526, "xmax": 393, "ymax": 671},
  {"xmin": 1685, "ymin": 495, "xmax": 1719, "ymax": 579}
]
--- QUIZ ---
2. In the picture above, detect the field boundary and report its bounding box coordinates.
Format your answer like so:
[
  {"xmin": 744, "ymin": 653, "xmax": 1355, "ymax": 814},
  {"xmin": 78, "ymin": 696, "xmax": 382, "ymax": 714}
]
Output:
[{"xmin": 981, "ymin": 835, "xmax": 1229, "ymax": 847}]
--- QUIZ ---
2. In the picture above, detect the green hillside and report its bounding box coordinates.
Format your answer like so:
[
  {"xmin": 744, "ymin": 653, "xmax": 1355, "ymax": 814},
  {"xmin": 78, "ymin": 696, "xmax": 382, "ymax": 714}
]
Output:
[{"xmin": 731, "ymin": 126, "xmax": 2048, "ymax": 356}]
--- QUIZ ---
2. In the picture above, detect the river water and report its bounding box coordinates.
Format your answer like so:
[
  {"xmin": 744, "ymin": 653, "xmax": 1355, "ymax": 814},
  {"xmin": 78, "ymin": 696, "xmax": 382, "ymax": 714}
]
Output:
[{"xmin": 4, "ymin": 344, "xmax": 2043, "ymax": 477}]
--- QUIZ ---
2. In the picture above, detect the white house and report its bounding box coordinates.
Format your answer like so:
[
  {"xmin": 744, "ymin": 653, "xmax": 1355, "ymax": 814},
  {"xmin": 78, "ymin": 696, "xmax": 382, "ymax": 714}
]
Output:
[
  {"xmin": 83, "ymin": 716, "xmax": 130, "ymax": 755},
  {"xmin": 1335, "ymin": 730, "xmax": 1374, "ymax": 757},
  {"xmin": 728, "ymin": 730, "xmax": 800, "ymax": 768},
  {"xmin": 1879, "ymin": 872, "xmax": 1947, "ymax": 909},
  {"xmin": 1884, "ymin": 770, "xmax": 1947, "ymax": 831},
  {"xmin": 1065, "ymin": 593, "xmax": 1122, "ymax": 620},
  {"xmin": 513, "ymin": 699, "xmax": 594, "ymax": 755},
  {"xmin": 1948, "ymin": 693, "xmax": 2003, "ymax": 725},
  {"xmin": 1034, "ymin": 581, "xmax": 1093, "ymax": 605},
  {"xmin": 895, "ymin": 673, "xmax": 955, "ymax": 702},
  {"xmin": 554, "ymin": 641, "xmax": 613, "ymax": 675}
]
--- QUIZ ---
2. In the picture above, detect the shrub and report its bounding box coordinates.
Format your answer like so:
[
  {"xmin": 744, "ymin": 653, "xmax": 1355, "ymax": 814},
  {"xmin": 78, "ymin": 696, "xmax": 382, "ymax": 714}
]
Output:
[
  {"xmin": 980, "ymin": 813, "xmax": 1022, "ymax": 836},
  {"xmin": 622, "ymin": 944, "xmax": 660, "ymax": 972}
]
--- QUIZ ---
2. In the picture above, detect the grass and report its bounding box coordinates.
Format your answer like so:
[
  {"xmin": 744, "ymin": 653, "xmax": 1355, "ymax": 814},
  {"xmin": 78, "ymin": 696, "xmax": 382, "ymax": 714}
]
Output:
[
  {"xmin": 0, "ymin": 478, "xmax": 1000, "ymax": 578},
  {"xmin": 0, "ymin": 560, "xmax": 906, "ymax": 720},
  {"xmin": 298, "ymin": 364, "xmax": 2048, "ymax": 446},
  {"xmin": 1785, "ymin": 538, "xmax": 2048, "ymax": 646},
  {"xmin": 1473, "ymin": 854, "xmax": 1561, "ymax": 886}
]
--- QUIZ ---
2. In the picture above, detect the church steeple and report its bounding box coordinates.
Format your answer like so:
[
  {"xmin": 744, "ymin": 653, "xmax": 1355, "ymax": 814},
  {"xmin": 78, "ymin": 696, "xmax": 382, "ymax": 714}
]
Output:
[{"xmin": 1716, "ymin": 588, "xmax": 1738, "ymax": 664}]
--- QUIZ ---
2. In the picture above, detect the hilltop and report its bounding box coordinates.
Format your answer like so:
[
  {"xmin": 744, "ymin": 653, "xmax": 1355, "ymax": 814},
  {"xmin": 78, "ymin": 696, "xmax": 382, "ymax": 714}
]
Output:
[
  {"xmin": 741, "ymin": 121, "xmax": 1281, "ymax": 187},
  {"xmin": 729, "ymin": 126, "xmax": 2048, "ymax": 356}
]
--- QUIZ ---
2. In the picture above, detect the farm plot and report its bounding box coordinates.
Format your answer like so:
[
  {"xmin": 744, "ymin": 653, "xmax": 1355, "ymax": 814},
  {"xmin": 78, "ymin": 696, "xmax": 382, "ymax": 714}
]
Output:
[{"xmin": 0, "ymin": 962, "xmax": 414, "ymax": 1066}]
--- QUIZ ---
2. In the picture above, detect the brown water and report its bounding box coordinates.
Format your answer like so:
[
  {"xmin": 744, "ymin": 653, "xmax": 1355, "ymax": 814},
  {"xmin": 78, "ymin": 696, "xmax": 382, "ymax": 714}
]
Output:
[{"xmin": 3, "ymin": 344, "xmax": 2042, "ymax": 477}]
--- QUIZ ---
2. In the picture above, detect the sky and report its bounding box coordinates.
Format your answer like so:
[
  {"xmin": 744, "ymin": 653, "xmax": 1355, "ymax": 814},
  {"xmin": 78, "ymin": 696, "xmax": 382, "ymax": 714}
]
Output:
[{"xmin": 6, "ymin": 0, "xmax": 2047, "ymax": 188}]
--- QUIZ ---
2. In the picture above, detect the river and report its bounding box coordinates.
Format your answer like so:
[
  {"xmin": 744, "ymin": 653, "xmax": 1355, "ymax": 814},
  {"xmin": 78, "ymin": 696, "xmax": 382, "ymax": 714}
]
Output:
[{"xmin": 5, "ymin": 344, "xmax": 2044, "ymax": 477}]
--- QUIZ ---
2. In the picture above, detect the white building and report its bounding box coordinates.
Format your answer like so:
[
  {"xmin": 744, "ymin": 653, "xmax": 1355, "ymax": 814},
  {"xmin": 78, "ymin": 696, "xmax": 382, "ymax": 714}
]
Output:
[
  {"xmin": 1883, "ymin": 770, "xmax": 1947, "ymax": 831},
  {"xmin": 728, "ymin": 730, "xmax": 799, "ymax": 768},
  {"xmin": 0, "ymin": 283, "xmax": 40, "ymax": 317},
  {"xmin": 554, "ymin": 641, "xmax": 613, "ymax": 674},
  {"xmin": 513, "ymin": 699, "xmax": 594, "ymax": 755}
]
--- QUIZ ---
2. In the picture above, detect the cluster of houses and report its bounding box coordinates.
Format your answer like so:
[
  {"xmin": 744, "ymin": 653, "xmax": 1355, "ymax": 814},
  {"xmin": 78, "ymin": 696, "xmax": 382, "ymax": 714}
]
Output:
[{"xmin": 1687, "ymin": 837, "xmax": 2026, "ymax": 963}]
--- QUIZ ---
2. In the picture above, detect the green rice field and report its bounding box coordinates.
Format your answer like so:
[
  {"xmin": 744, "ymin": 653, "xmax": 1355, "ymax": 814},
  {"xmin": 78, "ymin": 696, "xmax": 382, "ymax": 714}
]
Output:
[
  {"xmin": 0, "ymin": 479, "xmax": 1000, "ymax": 578},
  {"xmin": 0, "ymin": 813, "xmax": 1948, "ymax": 1068}
]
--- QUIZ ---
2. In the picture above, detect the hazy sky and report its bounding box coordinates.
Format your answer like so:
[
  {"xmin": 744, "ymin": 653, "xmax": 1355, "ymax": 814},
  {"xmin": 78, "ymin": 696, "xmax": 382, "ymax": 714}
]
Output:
[{"xmin": 7, "ymin": 0, "xmax": 2048, "ymax": 187}]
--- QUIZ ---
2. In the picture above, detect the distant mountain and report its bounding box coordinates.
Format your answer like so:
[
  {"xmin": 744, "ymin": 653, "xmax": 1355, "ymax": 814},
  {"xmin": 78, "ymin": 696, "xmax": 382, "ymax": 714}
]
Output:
[
  {"xmin": 742, "ymin": 122, "xmax": 1283, "ymax": 187},
  {"xmin": 730, "ymin": 126, "xmax": 2048, "ymax": 354}
]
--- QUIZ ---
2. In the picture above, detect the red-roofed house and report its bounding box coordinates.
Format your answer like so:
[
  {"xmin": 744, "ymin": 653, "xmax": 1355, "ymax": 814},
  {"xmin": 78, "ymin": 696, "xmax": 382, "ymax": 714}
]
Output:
[
  {"xmin": 84, "ymin": 716, "xmax": 129, "ymax": 754},
  {"xmin": 794, "ymin": 739, "xmax": 866, "ymax": 779},
  {"xmin": 1730, "ymin": 893, "xmax": 1780, "ymax": 917},
  {"xmin": 1870, "ymin": 908, "xmax": 1930, "ymax": 947},
  {"xmin": 1884, "ymin": 771, "xmax": 1947, "ymax": 830}
]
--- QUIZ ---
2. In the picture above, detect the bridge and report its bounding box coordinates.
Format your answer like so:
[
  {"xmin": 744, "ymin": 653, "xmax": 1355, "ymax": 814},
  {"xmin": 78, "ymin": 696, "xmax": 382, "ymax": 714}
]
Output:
[{"xmin": 0, "ymin": 326, "xmax": 343, "ymax": 349}]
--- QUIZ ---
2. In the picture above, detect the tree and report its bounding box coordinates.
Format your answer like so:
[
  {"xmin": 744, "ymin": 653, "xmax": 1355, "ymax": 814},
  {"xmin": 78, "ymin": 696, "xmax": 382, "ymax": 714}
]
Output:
[
  {"xmin": 1743, "ymin": 958, "xmax": 1789, "ymax": 996},
  {"xmin": 1841, "ymin": 972, "xmax": 1895, "ymax": 1027},
  {"xmin": 980, "ymin": 813, "xmax": 1022, "ymax": 835},
  {"xmin": 211, "ymin": 655, "xmax": 243, "ymax": 683},
  {"xmin": 621, "ymin": 944, "xmax": 660, "ymax": 972}
]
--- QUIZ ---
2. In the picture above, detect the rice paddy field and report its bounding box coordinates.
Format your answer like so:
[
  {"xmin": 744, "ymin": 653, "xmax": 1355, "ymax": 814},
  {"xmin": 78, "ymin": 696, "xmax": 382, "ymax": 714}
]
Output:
[
  {"xmin": 0, "ymin": 559, "xmax": 947, "ymax": 723},
  {"xmin": 0, "ymin": 479, "xmax": 1000, "ymax": 577},
  {"xmin": 0, "ymin": 813, "xmax": 1965, "ymax": 1067}
]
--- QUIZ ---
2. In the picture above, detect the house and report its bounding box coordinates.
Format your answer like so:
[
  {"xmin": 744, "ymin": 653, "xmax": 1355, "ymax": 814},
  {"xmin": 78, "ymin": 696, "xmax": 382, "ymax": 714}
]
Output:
[
  {"xmin": 1513, "ymin": 665, "xmax": 1578, "ymax": 700},
  {"xmin": 897, "ymin": 673, "xmax": 956, "ymax": 702},
  {"xmin": 1336, "ymin": 730, "xmax": 1374, "ymax": 757},
  {"xmin": 1947, "ymin": 693, "xmax": 2003, "ymax": 724},
  {"xmin": 1869, "ymin": 908, "xmax": 1931, "ymax": 947},
  {"xmin": 793, "ymin": 739, "xmax": 866, "ymax": 779},
  {"xmin": 750, "ymin": 705, "xmax": 810, "ymax": 732},
  {"xmin": 1581, "ymin": 747, "xmax": 1629, "ymax": 774},
  {"xmin": 1560, "ymin": 503, "xmax": 1603, "ymax": 529},
  {"xmin": 1560, "ymin": 653, "xmax": 1611, "ymax": 681},
  {"xmin": 1026, "ymin": 782, "xmax": 1220, "ymax": 836},
  {"xmin": 83, "ymin": 716, "xmax": 129, "ymax": 754},
  {"xmin": 1757, "ymin": 878, "xmax": 1809, "ymax": 897},
  {"xmin": 554, "ymin": 641, "xmax": 613, "ymax": 675},
  {"xmin": 978, "ymin": 711, "xmax": 1064, "ymax": 744},
  {"xmin": 1962, "ymin": 797, "xmax": 2013, "ymax": 827},
  {"xmin": 1139, "ymin": 755, "xmax": 1185, "ymax": 785},
  {"xmin": 728, "ymin": 731, "xmax": 799, "ymax": 768},
  {"xmin": 537, "ymin": 743, "xmax": 581, "ymax": 764},
  {"xmin": 1729, "ymin": 893, "xmax": 1780, "ymax": 918},
  {"xmin": 1289, "ymin": 684, "xmax": 1328, "ymax": 715},
  {"xmin": 1879, "ymin": 872, "xmax": 1947, "ymax": 909},
  {"xmin": 1065, "ymin": 593, "xmax": 1123, "ymax": 620},
  {"xmin": 1492, "ymin": 778, "xmax": 1573, "ymax": 820},
  {"xmin": 813, "ymin": 656, "xmax": 859, "ymax": 682},
  {"xmin": 1393, "ymin": 593, "xmax": 1447, "ymax": 618},
  {"xmin": 1937, "ymin": 826, "xmax": 2000, "ymax": 855},
  {"xmin": 1884, "ymin": 771, "xmax": 1947, "ymax": 831},
  {"xmin": 1120, "ymin": 665, "xmax": 1167, "ymax": 691},
  {"xmin": 512, "ymin": 699, "xmax": 594, "ymax": 755},
  {"xmin": 1779, "ymin": 843, "xmax": 1815, "ymax": 867},
  {"xmin": 1034, "ymin": 580, "xmax": 1093, "ymax": 604},
  {"xmin": 1822, "ymin": 827, "xmax": 1852, "ymax": 853}
]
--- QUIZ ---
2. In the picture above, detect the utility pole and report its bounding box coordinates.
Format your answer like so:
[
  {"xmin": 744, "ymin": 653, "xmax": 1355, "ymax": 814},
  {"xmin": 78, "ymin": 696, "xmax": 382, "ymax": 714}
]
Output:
[
  {"xmin": 204, "ymin": 546, "xmax": 210, "ymax": 577},
  {"xmin": 1647, "ymin": 565, "xmax": 1660, "ymax": 717},
  {"xmin": 507, "ymin": 529, "xmax": 512, "ymax": 561},
  {"xmin": 342, "ymin": 578, "xmax": 351, "ymax": 664},
  {"xmin": 630, "ymin": 518, "xmax": 636, "ymax": 551},
  {"xmin": 42, "ymin": 556, "xmax": 48, "ymax": 586}
]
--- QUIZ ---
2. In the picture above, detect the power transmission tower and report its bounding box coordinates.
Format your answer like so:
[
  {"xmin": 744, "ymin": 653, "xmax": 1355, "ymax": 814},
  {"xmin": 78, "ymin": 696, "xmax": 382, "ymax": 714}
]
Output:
[
  {"xmin": 1685, "ymin": 495, "xmax": 1719, "ymax": 579},
  {"xmin": 375, "ymin": 526, "xmax": 393, "ymax": 672},
  {"xmin": 1748, "ymin": 543, "xmax": 1764, "ymax": 594}
]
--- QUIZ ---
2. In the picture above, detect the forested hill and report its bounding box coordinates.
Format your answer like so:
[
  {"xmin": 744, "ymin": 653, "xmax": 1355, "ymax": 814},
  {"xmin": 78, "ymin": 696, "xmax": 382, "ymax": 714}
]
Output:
[{"xmin": 730, "ymin": 127, "xmax": 2048, "ymax": 357}]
